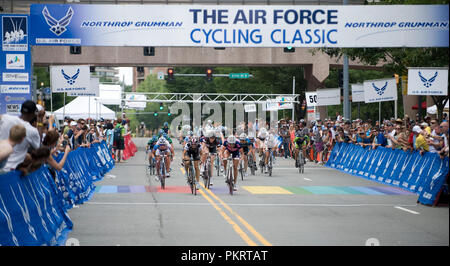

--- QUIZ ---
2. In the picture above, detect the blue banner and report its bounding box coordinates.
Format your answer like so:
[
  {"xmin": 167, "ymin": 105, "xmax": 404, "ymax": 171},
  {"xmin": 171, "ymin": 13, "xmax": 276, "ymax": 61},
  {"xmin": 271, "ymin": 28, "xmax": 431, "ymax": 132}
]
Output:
[
  {"xmin": 0, "ymin": 14, "xmax": 33, "ymax": 115},
  {"xmin": 0, "ymin": 141, "xmax": 114, "ymax": 246},
  {"xmin": 325, "ymin": 143, "xmax": 449, "ymax": 206}
]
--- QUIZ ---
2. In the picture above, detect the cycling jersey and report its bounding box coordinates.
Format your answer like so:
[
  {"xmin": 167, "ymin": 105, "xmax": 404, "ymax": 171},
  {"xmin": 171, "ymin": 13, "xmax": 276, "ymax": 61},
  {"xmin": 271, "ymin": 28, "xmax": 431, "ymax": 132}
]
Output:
[
  {"xmin": 223, "ymin": 140, "xmax": 241, "ymax": 158},
  {"xmin": 239, "ymin": 138, "xmax": 251, "ymax": 154},
  {"xmin": 184, "ymin": 142, "xmax": 201, "ymax": 161},
  {"xmin": 200, "ymin": 136, "xmax": 221, "ymax": 153}
]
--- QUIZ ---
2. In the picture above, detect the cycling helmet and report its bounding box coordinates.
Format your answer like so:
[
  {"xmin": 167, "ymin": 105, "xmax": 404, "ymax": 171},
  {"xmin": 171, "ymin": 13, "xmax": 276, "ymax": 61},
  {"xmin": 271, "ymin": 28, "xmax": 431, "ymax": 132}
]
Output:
[
  {"xmin": 227, "ymin": 135, "xmax": 237, "ymax": 143},
  {"xmin": 205, "ymin": 130, "xmax": 215, "ymax": 138},
  {"xmin": 248, "ymin": 132, "xmax": 255, "ymax": 139},
  {"xmin": 152, "ymin": 136, "xmax": 158, "ymax": 142},
  {"xmin": 189, "ymin": 136, "xmax": 199, "ymax": 145},
  {"xmin": 239, "ymin": 133, "xmax": 247, "ymax": 140},
  {"xmin": 164, "ymin": 122, "xmax": 169, "ymax": 127}
]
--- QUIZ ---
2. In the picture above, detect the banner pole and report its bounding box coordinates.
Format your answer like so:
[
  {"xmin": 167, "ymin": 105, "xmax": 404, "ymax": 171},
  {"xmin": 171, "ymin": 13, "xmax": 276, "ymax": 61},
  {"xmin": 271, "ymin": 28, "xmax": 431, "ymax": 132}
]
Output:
[
  {"xmin": 292, "ymin": 76, "xmax": 295, "ymax": 121},
  {"xmin": 379, "ymin": 102, "xmax": 381, "ymax": 124}
]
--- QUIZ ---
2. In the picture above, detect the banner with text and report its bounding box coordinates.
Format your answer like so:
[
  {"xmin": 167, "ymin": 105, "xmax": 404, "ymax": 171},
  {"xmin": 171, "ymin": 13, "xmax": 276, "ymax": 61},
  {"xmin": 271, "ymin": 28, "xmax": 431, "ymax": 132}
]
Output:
[
  {"xmin": 364, "ymin": 78, "xmax": 398, "ymax": 103},
  {"xmin": 67, "ymin": 77, "xmax": 99, "ymax": 97},
  {"xmin": 305, "ymin": 92, "xmax": 318, "ymax": 107},
  {"xmin": 29, "ymin": 4, "xmax": 449, "ymax": 48},
  {"xmin": 50, "ymin": 65, "xmax": 90, "ymax": 93},
  {"xmin": 407, "ymin": 68, "xmax": 448, "ymax": 96},
  {"xmin": 317, "ymin": 88, "xmax": 340, "ymax": 106},
  {"xmin": 351, "ymin": 83, "xmax": 365, "ymax": 103},
  {"xmin": 0, "ymin": 14, "xmax": 33, "ymax": 115}
]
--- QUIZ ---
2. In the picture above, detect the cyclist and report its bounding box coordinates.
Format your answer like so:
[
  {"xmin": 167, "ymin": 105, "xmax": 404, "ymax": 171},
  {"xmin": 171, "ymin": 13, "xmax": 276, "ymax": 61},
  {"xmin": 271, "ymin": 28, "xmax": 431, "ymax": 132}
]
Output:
[
  {"xmin": 293, "ymin": 124, "xmax": 309, "ymax": 167},
  {"xmin": 154, "ymin": 136, "xmax": 172, "ymax": 180},
  {"xmin": 183, "ymin": 136, "xmax": 202, "ymax": 189},
  {"xmin": 222, "ymin": 135, "xmax": 242, "ymax": 191},
  {"xmin": 257, "ymin": 127, "xmax": 268, "ymax": 166},
  {"xmin": 162, "ymin": 122, "xmax": 170, "ymax": 135},
  {"xmin": 247, "ymin": 132, "xmax": 257, "ymax": 171},
  {"xmin": 263, "ymin": 133, "xmax": 278, "ymax": 174},
  {"xmin": 180, "ymin": 124, "xmax": 191, "ymax": 144},
  {"xmin": 238, "ymin": 133, "xmax": 251, "ymax": 176},
  {"xmin": 146, "ymin": 135, "xmax": 158, "ymax": 168},
  {"xmin": 200, "ymin": 129, "xmax": 222, "ymax": 185},
  {"xmin": 162, "ymin": 132, "xmax": 175, "ymax": 161}
]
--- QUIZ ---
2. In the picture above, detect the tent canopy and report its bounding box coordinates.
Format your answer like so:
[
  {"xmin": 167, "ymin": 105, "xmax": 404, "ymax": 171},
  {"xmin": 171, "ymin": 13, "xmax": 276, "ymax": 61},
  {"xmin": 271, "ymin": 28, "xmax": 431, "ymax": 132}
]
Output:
[{"xmin": 53, "ymin": 96, "xmax": 116, "ymax": 120}]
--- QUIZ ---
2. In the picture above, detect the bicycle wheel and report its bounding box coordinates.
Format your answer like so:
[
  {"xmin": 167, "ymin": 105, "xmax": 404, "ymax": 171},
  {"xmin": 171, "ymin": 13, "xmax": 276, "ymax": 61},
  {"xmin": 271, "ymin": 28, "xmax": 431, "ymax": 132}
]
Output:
[
  {"xmin": 260, "ymin": 153, "xmax": 265, "ymax": 174},
  {"xmin": 298, "ymin": 153, "xmax": 304, "ymax": 174},
  {"xmin": 249, "ymin": 155, "xmax": 255, "ymax": 176},
  {"xmin": 160, "ymin": 163, "xmax": 166, "ymax": 190},
  {"xmin": 189, "ymin": 167, "xmax": 194, "ymax": 194},
  {"xmin": 228, "ymin": 167, "xmax": 234, "ymax": 195},
  {"xmin": 268, "ymin": 155, "xmax": 273, "ymax": 177},
  {"xmin": 216, "ymin": 157, "xmax": 220, "ymax": 176},
  {"xmin": 206, "ymin": 163, "xmax": 211, "ymax": 189},
  {"xmin": 239, "ymin": 160, "xmax": 244, "ymax": 181}
]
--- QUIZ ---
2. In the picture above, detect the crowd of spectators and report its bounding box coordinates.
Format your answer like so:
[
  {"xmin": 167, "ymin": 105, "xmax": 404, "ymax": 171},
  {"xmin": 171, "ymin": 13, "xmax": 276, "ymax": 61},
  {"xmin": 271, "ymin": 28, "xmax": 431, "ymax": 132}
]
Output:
[
  {"xmin": 275, "ymin": 113, "xmax": 449, "ymax": 163},
  {"xmin": 0, "ymin": 100, "xmax": 131, "ymax": 177}
]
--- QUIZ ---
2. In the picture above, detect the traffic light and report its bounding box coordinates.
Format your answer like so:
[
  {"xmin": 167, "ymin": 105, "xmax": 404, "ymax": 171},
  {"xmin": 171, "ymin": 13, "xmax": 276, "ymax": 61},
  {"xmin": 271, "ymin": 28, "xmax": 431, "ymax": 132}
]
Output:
[
  {"xmin": 338, "ymin": 69, "xmax": 343, "ymax": 88},
  {"xmin": 167, "ymin": 68, "xmax": 174, "ymax": 81},
  {"xmin": 154, "ymin": 112, "xmax": 158, "ymax": 117},
  {"xmin": 168, "ymin": 112, "xmax": 172, "ymax": 116},
  {"xmin": 159, "ymin": 103, "xmax": 164, "ymax": 110},
  {"xmin": 284, "ymin": 47, "xmax": 295, "ymax": 53},
  {"xmin": 206, "ymin": 68, "xmax": 213, "ymax": 82},
  {"xmin": 394, "ymin": 74, "xmax": 399, "ymax": 84}
]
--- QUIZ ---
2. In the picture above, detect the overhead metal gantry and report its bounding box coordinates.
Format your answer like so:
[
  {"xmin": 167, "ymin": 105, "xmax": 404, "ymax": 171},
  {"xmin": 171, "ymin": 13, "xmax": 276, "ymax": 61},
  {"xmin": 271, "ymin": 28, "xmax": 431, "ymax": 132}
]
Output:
[{"xmin": 123, "ymin": 92, "xmax": 300, "ymax": 104}]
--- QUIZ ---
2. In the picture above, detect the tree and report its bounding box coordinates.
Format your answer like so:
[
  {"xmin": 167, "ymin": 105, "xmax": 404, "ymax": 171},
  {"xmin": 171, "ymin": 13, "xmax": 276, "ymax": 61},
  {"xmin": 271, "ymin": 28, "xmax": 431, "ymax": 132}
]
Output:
[{"xmin": 319, "ymin": 0, "xmax": 449, "ymax": 121}]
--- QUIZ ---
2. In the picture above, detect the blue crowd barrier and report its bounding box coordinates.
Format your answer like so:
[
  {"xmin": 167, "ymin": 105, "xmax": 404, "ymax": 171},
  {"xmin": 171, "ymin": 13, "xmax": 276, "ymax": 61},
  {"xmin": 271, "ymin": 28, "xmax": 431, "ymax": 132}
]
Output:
[
  {"xmin": 0, "ymin": 141, "xmax": 114, "ymax": 246},
  {"xmin": 325, "ymin": 142, "xmax": 449, "ymax": 205}
]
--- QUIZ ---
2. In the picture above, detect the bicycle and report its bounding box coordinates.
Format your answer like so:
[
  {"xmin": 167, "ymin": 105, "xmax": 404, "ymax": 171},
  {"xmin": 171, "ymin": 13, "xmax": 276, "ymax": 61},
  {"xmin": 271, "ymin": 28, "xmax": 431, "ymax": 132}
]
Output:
[
  {"xmin": 238, "ymin": 155, "xmax": 246, "ymax": 181},
  {"xmin": 248, "ymin": 153, "xmax": 256, "ymax": 176},
  {"xmin": 202, "ymin": 153, "xmax": 215, "ymax": 189},
  {"xmin": 267, "ymin": 148, "xmax": 274, "ymax": 177},
  {"xmin": 259, "ymin": 151, "xmax": 266, "ymax": 174},
  {"xmin": 148, "ymin": 156, "xmax": 156, "ymax": 176},
  {"xmin": 296, "ymin": 148, "xmax": 304, "ymax": 174},
  {"xmin": 157, "ymin": 154, "xmax": 169, "ymax": 189},
  {"xmin": 184, "ymin": 158, "xmax": 197, "ymax": 195},
  {"xmin": 215, "ymin": 153, "xmax": 221, "ymax": 177},
  {"xmin": 224, "ymin": 157, "xmax": 235, "ymax": 195}
]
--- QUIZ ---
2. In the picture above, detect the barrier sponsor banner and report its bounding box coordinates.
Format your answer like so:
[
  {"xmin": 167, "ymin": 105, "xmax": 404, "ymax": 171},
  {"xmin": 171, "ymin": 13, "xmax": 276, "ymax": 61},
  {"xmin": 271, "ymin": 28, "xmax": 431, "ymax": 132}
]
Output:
[
  {"xmin": 2, "ymin": 72, "xmax": 29, "ymax": 82},
  {"xmin": 364, "ymin": 78, "xmax": 398, "ymax": 103},
  {"xmin": 30, "ymin": 4, "xmax": 449, "ymax": 48},
  {"xmin": 50, "ymin": 65, "xmax": 91, "ymax": 93},
  {"xmin": 407, "ymin": 68, "xmax": 448, "ymax": 96},
  {"xmin": 0, "ymin": 141, "xmax": 115, "ymax": 246},
  {"xmin": 326, "ymin": 143, "xmax": 449, "ymax": 206},
  {"xmin": 317, "ymin": 88, "xmax": 340, "ymax": 106},
  {"xmin": 351, "ymin": 83, "xmax": 364, "ymax": 103}
]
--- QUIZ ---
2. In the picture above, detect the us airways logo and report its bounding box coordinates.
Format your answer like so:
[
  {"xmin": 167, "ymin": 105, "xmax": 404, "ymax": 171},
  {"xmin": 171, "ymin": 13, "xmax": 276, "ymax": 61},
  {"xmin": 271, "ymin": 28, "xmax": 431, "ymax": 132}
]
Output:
[
  {"xmin": 372, "ymin": 82, "xmax": 387, "ymax": 96},
  {"xmin": 418, "ymin": 71, "xmax": 438, "ymax": 88},
  {"xmin": 61, "ymin": 69, "xmax": 80, "ymax": 85},
  {"xmin": 42, "ymin": 6, "xmax": 74, "ymax": 36}
]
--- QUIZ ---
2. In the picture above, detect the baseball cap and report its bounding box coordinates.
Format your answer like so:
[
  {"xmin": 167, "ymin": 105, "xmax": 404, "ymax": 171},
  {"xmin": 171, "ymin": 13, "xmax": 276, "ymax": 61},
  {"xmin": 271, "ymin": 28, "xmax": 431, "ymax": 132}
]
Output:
[
  {"xmin": 412, "ymin": 126, "xmax": 422, "ymax": 134},
  {"xmin": 420, "ymin": 122, "xmax": 429, "ymax": 127},
  {"xmin": 20, "ymin": 100, "xmax": 37, "ymax": 114},
  {"xmin": 70, "ymin": 121, "xmax": 77, "ymax": 126}
]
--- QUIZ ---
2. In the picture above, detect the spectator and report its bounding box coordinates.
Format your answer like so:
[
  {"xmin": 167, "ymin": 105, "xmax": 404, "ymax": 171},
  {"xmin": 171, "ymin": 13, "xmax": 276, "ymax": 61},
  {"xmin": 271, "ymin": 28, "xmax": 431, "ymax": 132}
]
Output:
[
  {"xmin": 428, "ymin": 123, "xmax": 445, "ymax": 154},
  {"xmin": 0, "ymin": 125, "xmax": 26, "ymax": 172},
  {"xmin": 371, "ymin": 126, "xmax": 388, "ymax": 149},
  {"xmin": 413, "ymin": 125, "xmax": 429, "ymax": 155},
  {"xmin": 42, "ymin": 130, "xmax": 71, "ymax": 171},
  {"xmin": 114, "ymin": 118, "xmax": 126, "ymax": 162},
  {"xmin": 0, "ymin": 100, "xmax": 41, "ymax": 172}
]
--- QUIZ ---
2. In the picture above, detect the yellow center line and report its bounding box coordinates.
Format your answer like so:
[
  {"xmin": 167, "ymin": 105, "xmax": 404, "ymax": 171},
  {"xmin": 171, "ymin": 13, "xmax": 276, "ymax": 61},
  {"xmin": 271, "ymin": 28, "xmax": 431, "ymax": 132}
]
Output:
[
  {"xmin": 197, "ymin": 186, "xmax": 258, "ymax": 246},
  {"xmin": 200, "ymin": 183, "xmax": 273, "ymax": 246}
]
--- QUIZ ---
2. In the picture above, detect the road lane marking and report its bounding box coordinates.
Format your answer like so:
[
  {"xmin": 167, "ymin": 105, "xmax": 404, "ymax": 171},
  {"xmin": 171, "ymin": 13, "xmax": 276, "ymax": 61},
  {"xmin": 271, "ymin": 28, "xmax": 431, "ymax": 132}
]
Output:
[
  {"xmin": 201, "ymin": 184, "xmax": 273, "ymax": 246},
  {"xmin": 197, "ymin": 187, "xmax": 258, "ymax": 246},
  {"xmin": 242, "ymin": 186, "xmax": 293, "ymax": 195},
  {"xmin": 394, "ymin": 206, "xmax": 420, "ymax": 215},
  {"xmin": 85, "ymin": 202, "xmax": 418, "ymax": 208},
  {"xmin": 303, "ymin": 178, "xmax": 312, "ymax": 181}
]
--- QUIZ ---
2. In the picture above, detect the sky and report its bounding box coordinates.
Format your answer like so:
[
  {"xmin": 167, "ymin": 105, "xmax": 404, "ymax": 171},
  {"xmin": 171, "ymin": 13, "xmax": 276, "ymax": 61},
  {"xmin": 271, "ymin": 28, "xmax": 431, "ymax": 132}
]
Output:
[{"xmin": 117, "ymin": 67, "xmax": 133, "ymax": 86}]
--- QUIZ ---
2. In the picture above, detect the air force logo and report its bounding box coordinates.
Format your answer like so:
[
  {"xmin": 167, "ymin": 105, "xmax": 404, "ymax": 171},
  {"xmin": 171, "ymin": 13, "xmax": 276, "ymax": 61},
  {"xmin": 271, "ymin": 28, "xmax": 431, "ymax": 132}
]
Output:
[
  {"xmin": 418, "ymin": 71, "xmax": 438, "ymax": 88},
  {"xmin": 42, "ymin": 6, "xmax": 74, "ymax": 36},
  {"xmin": 372, "ymin": 82, "xmax": 387, "ymax": 96},
  {"xmin": 61, "ymin": 69, "xmax": 80, "ymax": 85}
]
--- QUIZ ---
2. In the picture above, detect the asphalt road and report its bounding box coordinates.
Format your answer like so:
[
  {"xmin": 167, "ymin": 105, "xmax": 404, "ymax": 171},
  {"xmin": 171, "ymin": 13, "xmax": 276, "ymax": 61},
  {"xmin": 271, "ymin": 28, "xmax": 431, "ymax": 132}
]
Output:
[{"xmin": 65, "ymin": 138, "xmax": 449, "ymax": 246}]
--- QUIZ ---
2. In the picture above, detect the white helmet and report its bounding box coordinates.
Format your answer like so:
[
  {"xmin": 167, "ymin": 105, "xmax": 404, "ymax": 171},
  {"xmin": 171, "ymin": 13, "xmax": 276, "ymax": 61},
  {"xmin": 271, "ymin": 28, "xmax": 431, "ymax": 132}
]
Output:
[
  {"xmin": 239, "ymin": 133, "xmax": 247, "ymax": 140},
  {"xmin": 227, "ymin": 135, "xmax": 236, "ymax": 143},
  {"xmin": 248, "ymin": 132, "xmax": 255, "ymax": 139},
  {"xmin": 205, "ymin": 130, "xmax": 215, "ymax": 138}
]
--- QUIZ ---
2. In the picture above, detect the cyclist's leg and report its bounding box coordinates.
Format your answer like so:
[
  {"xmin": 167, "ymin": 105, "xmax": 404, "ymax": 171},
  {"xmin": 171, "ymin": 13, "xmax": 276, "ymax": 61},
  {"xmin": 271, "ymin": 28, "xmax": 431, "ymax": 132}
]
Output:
[
  {"xmin": 194, "ymin": 158, "xmax": 200, "ymax": 183},
  {"xmin": 165, "ymin": 150, "xmax": 171, "ymax": 176},
  {"xmin": 233, "ymin": 153, "xmax": 239, "ymax": 184},
  {"xmin": 223, "ymin": 150, "xmax": 230, "ymax": 174}
]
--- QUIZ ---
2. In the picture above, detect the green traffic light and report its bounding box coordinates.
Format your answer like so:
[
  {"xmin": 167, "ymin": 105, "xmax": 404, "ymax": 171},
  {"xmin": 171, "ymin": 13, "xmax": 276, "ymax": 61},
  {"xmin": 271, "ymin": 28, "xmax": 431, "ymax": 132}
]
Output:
[
  {"xmin": 154, "ymin": 113, "xmax": 158, "ymax": 116},
  {"xmin": 168, "ymin": 112, "xmax": 171, "ymax": 116}
]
